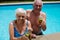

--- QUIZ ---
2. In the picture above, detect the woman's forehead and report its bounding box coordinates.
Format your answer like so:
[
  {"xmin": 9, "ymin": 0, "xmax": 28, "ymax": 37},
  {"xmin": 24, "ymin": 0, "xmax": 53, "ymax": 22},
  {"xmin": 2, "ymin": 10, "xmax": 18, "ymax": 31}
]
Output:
[{"xmin": 16, "ymin": 13, "xmax": 25, "ymax": 16}]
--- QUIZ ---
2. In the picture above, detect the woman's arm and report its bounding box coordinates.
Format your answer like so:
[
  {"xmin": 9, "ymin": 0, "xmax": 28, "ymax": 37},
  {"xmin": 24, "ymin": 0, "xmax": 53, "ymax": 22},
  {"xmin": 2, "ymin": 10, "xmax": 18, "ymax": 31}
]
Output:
[
  {"xmin": 28, "ymin": 21, "xmax": 33, "ymax": 32},
  {"xmin": 28, "ymin": 21, "xmax": 36, "ymax": 39},
  {"xmin": 9, "ymin": 23, "xmax": 18, "ymax": 40}
]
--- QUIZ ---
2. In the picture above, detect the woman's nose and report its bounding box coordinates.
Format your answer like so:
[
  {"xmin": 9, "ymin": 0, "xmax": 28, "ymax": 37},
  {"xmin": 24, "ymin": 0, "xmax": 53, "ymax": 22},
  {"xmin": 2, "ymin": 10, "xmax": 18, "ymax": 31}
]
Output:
[{"xmin": 20, "ymin": 17, "xmax": 22, "ymax": 19}]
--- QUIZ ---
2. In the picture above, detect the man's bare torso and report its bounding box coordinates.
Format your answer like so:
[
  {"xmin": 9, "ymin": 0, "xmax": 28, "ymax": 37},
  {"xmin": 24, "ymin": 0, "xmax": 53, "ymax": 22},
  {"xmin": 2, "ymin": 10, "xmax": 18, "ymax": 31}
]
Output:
[
  {"xmin": 26, "ymin": 10, "xmax": 46, "ymax": 33},
  {"xmin": 27, "ymin": 11, "xmax": 41, "ymax": 33}
]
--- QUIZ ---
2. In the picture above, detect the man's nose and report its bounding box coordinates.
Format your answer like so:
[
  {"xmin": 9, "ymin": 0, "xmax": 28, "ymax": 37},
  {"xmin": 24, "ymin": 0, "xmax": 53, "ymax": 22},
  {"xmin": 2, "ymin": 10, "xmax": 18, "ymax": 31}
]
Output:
[{"xmin": 37, "ymin": 6, "xmax": 40, "ymax": 9}]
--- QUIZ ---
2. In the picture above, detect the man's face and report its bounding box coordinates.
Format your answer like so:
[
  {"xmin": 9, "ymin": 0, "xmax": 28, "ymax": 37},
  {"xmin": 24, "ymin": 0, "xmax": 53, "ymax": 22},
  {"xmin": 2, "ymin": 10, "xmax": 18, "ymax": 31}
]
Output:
[{"xmin": 33, "ymin": 1, "xmax": 42, "ymax": 11}]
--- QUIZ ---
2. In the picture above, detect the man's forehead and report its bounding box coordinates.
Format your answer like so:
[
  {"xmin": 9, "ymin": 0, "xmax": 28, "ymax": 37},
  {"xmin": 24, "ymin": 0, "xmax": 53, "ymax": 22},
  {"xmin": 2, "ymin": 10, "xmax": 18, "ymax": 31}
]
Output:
[{"xmin": 34, "ymin": 0, "xmax": 42, "ymax": 5}]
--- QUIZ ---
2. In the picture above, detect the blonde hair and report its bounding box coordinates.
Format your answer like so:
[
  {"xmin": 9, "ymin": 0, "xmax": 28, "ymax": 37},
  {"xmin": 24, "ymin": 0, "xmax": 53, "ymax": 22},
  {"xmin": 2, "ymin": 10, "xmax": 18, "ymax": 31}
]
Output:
[{"xmin": 16, "ymin": 8, "xmax": 26, "ymax": 15}]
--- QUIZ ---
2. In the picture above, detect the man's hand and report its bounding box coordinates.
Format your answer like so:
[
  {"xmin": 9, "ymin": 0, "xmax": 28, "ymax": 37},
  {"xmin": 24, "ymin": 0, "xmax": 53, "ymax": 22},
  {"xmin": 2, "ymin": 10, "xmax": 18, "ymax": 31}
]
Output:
[
  {"xmin": 39, "ymin": 18, "xmax": 43, "ymax": 24},
  {"xmin": 30, "ymin": 34, "xmax": 36, "ymax": 38},
  {"xmin": 41, "ymin": 20, "xmax": 46, "ymax": 31}
]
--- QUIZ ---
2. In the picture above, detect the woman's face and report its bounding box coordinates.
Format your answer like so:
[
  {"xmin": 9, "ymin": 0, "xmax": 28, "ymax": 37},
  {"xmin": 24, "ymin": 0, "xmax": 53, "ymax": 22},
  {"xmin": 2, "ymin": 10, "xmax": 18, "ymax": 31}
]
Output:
[{"xmin": 16, "ymin": 13, "xmax": 26, "ymax": 21}]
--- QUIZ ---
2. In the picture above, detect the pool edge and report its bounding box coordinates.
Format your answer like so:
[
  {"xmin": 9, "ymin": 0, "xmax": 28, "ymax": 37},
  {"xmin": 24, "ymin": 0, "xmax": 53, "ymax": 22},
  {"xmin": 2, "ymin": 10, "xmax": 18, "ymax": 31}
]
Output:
[{"xmin": 0, "ymin": 1, "xmax": 60, "ymax": 5}]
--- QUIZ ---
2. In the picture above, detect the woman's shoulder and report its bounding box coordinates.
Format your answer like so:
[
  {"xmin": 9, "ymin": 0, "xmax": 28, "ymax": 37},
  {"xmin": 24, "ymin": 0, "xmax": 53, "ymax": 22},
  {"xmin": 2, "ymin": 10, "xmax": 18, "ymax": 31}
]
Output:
[
  {"xmin": 25, "ymin": 20, "xmax": 30, "ymax": 23},
  {"xmin": 25, "ymin": 20, "xmax": 31, "ymax": 26},
  {"xmin": 9, "ymin": 21, "xmax": 14, "ymax": 29},
  {"xmin": 9, "ymin": 20, "xmax": 16, "ymax": 26},
  {"xmin": 9, "ymin": 22, "xmax": 13, "ymax": 25}
]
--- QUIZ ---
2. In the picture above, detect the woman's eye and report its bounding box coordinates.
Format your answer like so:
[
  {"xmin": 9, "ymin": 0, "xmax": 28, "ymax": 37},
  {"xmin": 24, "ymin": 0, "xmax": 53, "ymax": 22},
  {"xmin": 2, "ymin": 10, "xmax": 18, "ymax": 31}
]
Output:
[
  {"xmin": 22, "ymin": 16, "xmax": 24, "ymax": 18},
  {"xmin": 18, "ymin": 16, "xmax": 20, "ymax": 17}
]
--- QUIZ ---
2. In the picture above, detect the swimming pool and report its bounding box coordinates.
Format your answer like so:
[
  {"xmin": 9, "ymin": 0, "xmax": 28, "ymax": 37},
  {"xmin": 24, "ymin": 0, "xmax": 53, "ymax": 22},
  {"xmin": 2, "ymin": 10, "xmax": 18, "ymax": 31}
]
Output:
[{"xmin": 0, "ymin": 2, "xmax": 60, "ymax": 40}]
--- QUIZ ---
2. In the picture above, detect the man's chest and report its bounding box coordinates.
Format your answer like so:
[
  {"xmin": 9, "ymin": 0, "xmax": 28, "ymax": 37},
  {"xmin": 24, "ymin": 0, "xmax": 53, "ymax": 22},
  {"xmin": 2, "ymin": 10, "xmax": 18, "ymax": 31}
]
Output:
[{"xmin": 30, "ymin": 14, "xmax": 39, "ymax": 25}]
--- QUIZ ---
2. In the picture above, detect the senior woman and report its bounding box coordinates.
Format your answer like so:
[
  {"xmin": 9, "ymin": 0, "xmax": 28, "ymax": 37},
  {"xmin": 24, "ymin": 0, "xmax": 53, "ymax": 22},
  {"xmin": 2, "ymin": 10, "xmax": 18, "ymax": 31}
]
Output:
[{"xmin": 9, "ymin": 8, "xmax": 33, "ymax": 40}]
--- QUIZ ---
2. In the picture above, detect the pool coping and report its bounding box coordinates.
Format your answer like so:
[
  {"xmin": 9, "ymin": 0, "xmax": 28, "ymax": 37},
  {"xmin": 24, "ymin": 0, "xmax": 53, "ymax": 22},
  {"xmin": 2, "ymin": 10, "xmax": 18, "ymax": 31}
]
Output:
[{"xmin": 0, "ymin": 1, "xmax": 60, "ymax": 5}]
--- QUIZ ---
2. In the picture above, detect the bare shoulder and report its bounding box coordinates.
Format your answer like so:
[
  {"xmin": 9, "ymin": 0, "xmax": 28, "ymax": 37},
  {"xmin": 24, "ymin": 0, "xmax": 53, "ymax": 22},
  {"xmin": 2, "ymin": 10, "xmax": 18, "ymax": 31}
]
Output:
[
  {"xmin": 9, "ymin": 22, "xmax": 13, "ymax": 26},
  {"xmin": 26, "ymin": 9, "xmax": 32, "ymax": 18},
  {"xmin": 26, "ymin": 20, "xmax": 31, "ymax": 24},
  {"xmin": 27, "ymin": 20, "xmax": 33, "ymax": 31},
  {"xmin": 40, "ymin": 11, "xmax": 46, "ymax": 20},
  {"xmin": 28, "ymin": 21, "xmax": 31, "ymax": 24},
  {"xmin": 9, "ymin": 22, "xmax": 14, "ymax": 28},
  {"xmin": 25, "ymin": 20, "xmax": 30, "ymax": 24},
  {"xmin": 26, "ymin": 20, "xmax": 31, "ymax": 26},
  {"xmin": 40, "ymin": 11, "xmax": 46, "ymax": 16},
  {"xmin": 26, "ymin": 9, "xmax": 32, "ymax": 14}
]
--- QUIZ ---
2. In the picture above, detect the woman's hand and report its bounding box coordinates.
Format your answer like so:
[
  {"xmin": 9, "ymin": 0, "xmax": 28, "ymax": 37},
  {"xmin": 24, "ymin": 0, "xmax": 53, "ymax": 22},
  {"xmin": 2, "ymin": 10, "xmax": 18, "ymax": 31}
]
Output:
[{"xmin": 17, "ymin": 35, "xmax": 29, "ymax": 40}]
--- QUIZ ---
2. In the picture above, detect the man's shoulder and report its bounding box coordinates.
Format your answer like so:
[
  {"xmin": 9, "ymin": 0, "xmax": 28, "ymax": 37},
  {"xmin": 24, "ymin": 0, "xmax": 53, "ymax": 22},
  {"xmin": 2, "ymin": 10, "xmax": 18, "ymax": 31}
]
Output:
[
  {"xmin": 40, "ymin": 11, "xmax": 46, "ymax": 16},
  {"xmin": 40, "ymin": 11, "xmax": 46, "ymax": 20},
  {"xmin": 26, "ymin": 9, "xmax": 32, "ymax": 13}
]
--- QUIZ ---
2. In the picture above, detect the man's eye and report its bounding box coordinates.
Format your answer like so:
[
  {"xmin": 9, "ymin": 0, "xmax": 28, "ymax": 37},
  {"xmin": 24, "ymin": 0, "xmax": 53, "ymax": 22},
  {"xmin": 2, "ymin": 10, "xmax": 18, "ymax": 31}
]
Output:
[
  {"xmin": 39, "ymin": 5, "xmax": 42, "ymax": 7},
  {"xmin": 36, "ymin": 5, "xmax": 38, "ymax": 7},
  {"xmin": 36, "ymin": 5, "xmax": 41, "ymax": 7}
]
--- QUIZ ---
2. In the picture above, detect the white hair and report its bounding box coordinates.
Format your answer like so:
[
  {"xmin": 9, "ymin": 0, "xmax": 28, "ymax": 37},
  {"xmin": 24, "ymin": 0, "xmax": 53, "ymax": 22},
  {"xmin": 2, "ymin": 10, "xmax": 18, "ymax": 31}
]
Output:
[{"xmin": 16, "ymin": 8, "xmax": 26, "ymax": 15}]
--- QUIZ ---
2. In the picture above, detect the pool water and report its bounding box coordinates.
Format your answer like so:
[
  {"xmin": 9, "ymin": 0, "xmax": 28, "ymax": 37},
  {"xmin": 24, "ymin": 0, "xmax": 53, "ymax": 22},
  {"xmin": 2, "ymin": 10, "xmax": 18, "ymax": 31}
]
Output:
[{"xmin": 0, "ymin": 3, "xmax": 60, "ymax": 40}]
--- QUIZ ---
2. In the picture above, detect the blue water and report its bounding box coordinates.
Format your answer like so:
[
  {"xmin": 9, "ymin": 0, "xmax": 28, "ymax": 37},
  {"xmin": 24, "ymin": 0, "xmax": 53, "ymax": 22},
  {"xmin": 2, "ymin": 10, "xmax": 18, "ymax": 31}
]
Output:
[{"xmin": 0, "ymin": 3, "xmax": 60, "ymax": 40}]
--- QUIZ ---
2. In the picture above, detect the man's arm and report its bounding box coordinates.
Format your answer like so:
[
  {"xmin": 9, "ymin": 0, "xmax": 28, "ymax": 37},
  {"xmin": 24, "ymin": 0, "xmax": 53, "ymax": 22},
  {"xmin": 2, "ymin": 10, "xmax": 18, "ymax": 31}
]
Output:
[
  {"xmin": 40, "ymin": 12, "xmax": 46, "ymax": 31},
  {"xmin": 26, "ymin": 10, "xmax": 32, "ymax": 20}
]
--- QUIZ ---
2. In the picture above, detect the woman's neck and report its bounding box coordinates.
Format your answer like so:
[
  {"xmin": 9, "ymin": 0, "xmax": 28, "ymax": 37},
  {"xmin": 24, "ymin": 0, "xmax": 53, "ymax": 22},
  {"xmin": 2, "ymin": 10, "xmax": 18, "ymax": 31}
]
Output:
[
  {"xmin": 17, "ymin": 20, "xmax": 25, "ymax": 27},
  {"xmin": 14, "ymin": 20, "xmax": 26, "ymax": 35}
]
